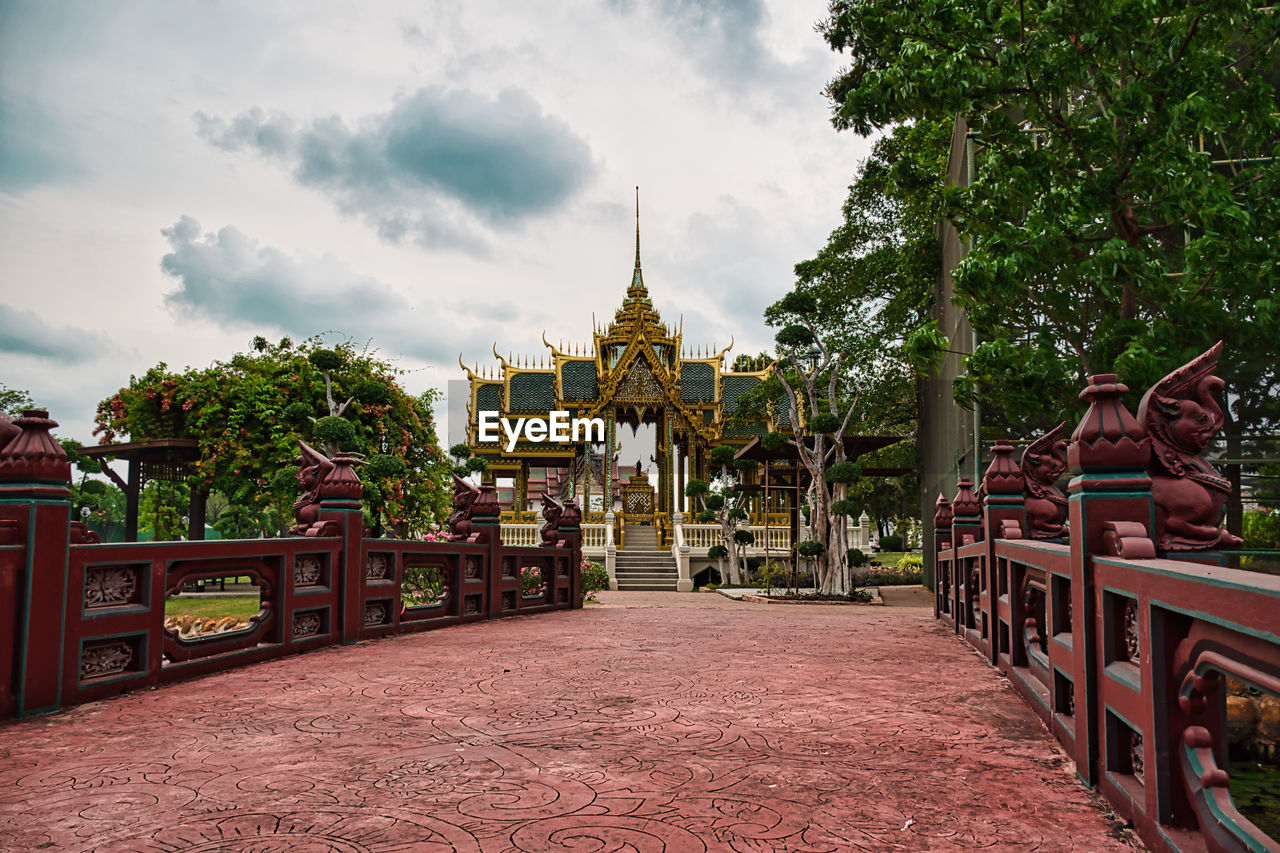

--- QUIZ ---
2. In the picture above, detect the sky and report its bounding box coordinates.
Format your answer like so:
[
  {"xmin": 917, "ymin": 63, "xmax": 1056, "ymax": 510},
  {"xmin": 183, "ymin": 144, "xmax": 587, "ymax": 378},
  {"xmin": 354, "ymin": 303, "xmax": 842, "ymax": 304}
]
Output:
[{"xmin": 0, "ymin": 0, "xmax": 875, "ymax": 450}]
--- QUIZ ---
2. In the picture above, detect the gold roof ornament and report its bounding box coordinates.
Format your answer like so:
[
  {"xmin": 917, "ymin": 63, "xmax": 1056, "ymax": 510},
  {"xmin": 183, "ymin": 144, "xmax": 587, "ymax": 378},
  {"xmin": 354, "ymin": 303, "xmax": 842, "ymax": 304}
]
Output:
[{"xmin": 459, "ymin": 192, "xmax": 780, "ymax": 459}]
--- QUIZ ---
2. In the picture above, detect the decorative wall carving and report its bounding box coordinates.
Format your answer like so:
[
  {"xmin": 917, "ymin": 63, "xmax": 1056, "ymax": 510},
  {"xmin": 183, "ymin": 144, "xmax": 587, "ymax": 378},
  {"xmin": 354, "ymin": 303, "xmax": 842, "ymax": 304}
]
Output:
[
  {"xmin": 464, "ymin": 555, "xmax": 480, "ymax": 580},
  {"xmin": 1123, "ymin": 598, "xmax": 1141, "ymax": 664},
  {"xmin": 1129, "ymin": 729, "xmax": 1145, "ymax": 784},
  {"xmin": 293, "ymin": 612, "xmax": 322, "ymax": 638},
  {"xmin": 364, "ymin": 602, "xmax": 389, "ymax": 626},
  {"xmin": 80, "ymin": 641, "xmax": 135, "ymax": 680},
  {"xmin": 294, "ymin": 556, "xmax": 323, "ymax": 586},
  {"xmin": 616, "ymin": 358, "xmax": 663, "ymax": 401},
  {"xmin": 366, "ymin": 554, "xmax": 389, "ymax": 580},
  {"xmin": 84, "ymin": 566, "xmax": 138, "ymax": 608}
]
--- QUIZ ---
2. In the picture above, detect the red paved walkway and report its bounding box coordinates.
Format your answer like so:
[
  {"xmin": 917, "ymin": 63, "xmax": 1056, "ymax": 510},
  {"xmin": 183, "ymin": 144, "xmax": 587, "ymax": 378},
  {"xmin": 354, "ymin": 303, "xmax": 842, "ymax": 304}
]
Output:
[{"xmin": 0, "ymin": 592, "xmax": 1142, "ymax": 852}]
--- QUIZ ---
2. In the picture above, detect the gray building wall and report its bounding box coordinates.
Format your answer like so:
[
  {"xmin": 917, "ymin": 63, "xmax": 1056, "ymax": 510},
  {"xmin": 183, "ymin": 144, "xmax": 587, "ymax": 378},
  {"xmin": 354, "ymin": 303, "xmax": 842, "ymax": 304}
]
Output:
[{"xmin": 920, "ymin": 116, "xmax": 979, "ymax": 590}]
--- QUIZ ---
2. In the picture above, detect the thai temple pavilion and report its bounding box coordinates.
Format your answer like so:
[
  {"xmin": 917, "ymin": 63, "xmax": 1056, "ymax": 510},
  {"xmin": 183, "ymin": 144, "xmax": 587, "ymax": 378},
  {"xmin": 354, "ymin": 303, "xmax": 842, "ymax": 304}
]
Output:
[{"xmin": 459, "ymin": 202, "xmax": 791, "ymax": 539}]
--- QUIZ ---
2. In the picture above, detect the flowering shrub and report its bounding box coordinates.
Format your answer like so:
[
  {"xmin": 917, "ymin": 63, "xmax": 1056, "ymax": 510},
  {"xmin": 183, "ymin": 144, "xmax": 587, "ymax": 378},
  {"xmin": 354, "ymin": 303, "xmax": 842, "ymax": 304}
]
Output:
[
  {"xmin": 520, "ymin": 565, "xmax": 546, "ymax": 599},
  {"xmin": 402, "ymin": 564, "xmax": 445, "ymax": 606},
  {"xmin": 865, "ymin": 553, "xmax": 924, "ymax": 586},
  {"xmin": 421, "ymin": 530, "xmax": 449, "ymax": 543},
  {"xmin": 581, "ymin": 558, "xmax": 609, "ymax": 601}
]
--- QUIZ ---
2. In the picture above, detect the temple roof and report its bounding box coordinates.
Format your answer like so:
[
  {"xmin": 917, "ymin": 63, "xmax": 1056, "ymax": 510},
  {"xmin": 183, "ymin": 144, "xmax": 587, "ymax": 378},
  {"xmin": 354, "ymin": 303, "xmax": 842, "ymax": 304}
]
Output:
[{"xmin": 460, "ymin": 194, "xmax": 779, "ymax": 455}]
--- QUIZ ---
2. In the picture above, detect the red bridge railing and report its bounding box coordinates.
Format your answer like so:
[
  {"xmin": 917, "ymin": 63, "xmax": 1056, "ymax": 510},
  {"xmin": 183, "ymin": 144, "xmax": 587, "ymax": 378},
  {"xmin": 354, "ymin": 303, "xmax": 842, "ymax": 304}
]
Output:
[
  {"xmin": 935, "ymin": 358, "xmax": 1280, "ymax": 853},
  {"xmin": 0, "ymin": 410, "xmax": 581, "ymax": 720}
]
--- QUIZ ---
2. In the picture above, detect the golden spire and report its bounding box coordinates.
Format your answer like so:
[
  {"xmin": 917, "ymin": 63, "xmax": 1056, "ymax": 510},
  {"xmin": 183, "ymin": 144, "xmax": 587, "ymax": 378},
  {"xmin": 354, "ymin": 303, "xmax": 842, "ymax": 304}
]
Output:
[{"xmin": 627, "ymin": 186, "xmax": 647, "ymax": 300}]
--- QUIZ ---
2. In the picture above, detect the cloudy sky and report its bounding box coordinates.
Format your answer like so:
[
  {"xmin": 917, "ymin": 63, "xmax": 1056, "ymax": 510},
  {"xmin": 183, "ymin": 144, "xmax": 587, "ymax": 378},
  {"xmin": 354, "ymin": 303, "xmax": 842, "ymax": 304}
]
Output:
[{"xmin": 0, "ymin": 0, "xmax": 873, "ymax": 447}]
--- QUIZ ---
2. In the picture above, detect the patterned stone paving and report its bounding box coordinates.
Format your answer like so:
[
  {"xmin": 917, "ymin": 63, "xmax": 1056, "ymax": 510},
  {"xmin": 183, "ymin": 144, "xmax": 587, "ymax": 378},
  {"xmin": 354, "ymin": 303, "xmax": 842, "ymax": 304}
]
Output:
[{"xmin": 0, "ymin": 591, "xmax": 1143, "ymax": 852}]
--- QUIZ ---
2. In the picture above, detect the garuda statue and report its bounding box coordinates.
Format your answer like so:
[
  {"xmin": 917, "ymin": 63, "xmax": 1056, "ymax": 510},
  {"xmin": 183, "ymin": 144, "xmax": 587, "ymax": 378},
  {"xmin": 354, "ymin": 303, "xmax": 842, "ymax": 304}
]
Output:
[
  {"xmin": 449, "ymin": 473, "xmax": 480, "ymax": 542},
  {"xmin": 540, "ymin": 492, "xmax": 563, "ymax": 547},
  {"xmin": 1021, "ymin": 422, "xmax": 1068, "ymax": 539},
  {"xmin": 290, "ymin": 440, "xmax": 335, "ymax": 536},
  {"xmin": 1137, "ymin": 342, "xmax": 1242, "ymax": 551}
]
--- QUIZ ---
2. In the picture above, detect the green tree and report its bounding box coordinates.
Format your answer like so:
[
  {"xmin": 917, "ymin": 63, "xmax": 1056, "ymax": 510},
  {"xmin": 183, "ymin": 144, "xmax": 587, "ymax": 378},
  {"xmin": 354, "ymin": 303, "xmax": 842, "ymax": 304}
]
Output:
[
  {"xmin": 213, "ymin": 503, "xmax": 273, "ymax": 540},
  {"xmin": 94, "ymin": 336, "xmax": 450, "ymax": 535},
  {"xmin": 820, "ymin": 0, "xmax": 1280, "ymax": 434},
  {"xmin": 684, "ymin": 445, "xmax": 756, "ymax": 585},
  {"xmin": 0, "ymin": 382, "xmax": 35, "ymax": 414},
  {"xmin": 783, "ymin": 118, "xmax": 951, "ymax": 436},
  {"xmin": 71, "ymin": 479, "xmax": 126, "ymax": 542},
  {"xmin": 139, "ymin": 479, "xmax": 190, "ymax": 541},
  {"xmin": 767, "ymin": 292, "xmax": 868, "ymax": 595}
]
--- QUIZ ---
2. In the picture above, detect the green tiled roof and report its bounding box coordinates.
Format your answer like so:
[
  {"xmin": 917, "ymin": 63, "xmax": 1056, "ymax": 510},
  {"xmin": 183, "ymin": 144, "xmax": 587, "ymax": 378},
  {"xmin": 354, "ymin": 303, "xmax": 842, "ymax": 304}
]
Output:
[
  {"xmin": 775, "ymin": 394, "xmax": 792, "ymax": 427},
  {"xmin": 560, "ymin": 360, "xmax": 598, "ymax": 400},
  {"xmin": 509, "ymin": 373, "xmax": 556, "ymax": 411},
  {"xmin": 724, "ymin": 423, "xmax": 767, "ymax": 437},
  {"xmin": 476, "ymin": 382, "xmax": 503, "ymax": 412},
  {"xmin": 680, "ymin": 363, "xmax": 715, "ymax": 402},
  {"xmin": 720, "ymin": 375, "xmax": 761, "ymax": 416}
]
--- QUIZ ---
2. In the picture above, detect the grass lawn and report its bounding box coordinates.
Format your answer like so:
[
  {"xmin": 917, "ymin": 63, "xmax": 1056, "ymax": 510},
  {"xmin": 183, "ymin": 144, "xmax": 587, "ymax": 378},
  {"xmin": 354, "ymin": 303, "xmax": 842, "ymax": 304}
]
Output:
[
  {"xmin": 164, "ymin": 595, "xmax": 261, "ymax": 621},
  {"xmin": 872, "ymin": 552, "xmax": 907, "ymax": 567}
]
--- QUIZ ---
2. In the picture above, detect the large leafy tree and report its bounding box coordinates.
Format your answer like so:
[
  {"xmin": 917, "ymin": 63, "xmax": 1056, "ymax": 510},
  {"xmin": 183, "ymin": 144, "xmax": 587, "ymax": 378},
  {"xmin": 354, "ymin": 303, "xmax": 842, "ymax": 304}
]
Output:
[
  {"xmin": 94, "ymin": 336, "xmax": 450, "ymax": 535},
  {"xmin": 820, "ymin": 0, "xmax": 1280, "ymax": 435},
  {"xmin": 768, "ymin": 292, "xmax": 868, "ymax": 596},
  {"xmin": 784, "ymin": 117, "xmax": 951, "ymax": 437}
]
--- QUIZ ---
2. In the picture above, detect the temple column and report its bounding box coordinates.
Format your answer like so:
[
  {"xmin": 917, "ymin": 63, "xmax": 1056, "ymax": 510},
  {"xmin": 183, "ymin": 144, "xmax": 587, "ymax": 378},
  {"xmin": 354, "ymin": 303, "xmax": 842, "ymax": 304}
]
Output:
[
  {"xmin": 677, "ymin": 438, "xmax": 687, "ymax": 513},
  {"xmin": 604, "ymin": 412, "xmax": 615, "ymax": 512},
  {"xmin": 517, "ymin": 461, "xmax": 528, "ymax": 514},
  {"xmin": 663, "ymin": 412, "xmax": 674, "ymax": 517}
]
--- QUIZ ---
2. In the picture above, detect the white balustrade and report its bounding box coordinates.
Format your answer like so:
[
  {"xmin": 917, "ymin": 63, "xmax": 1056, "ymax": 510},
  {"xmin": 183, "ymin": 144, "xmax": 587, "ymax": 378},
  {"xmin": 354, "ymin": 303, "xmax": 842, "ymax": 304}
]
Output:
[
  {"xmin": 682, "ymin": 524, "xmax": 721, "ymax": 551},
  {"xmin": 582, "ymin": 523, "xmax": 607, "ymax": 556},
  {"xmin": 500, "ymin": 523, "xmax": 540, "ymax": 547}
]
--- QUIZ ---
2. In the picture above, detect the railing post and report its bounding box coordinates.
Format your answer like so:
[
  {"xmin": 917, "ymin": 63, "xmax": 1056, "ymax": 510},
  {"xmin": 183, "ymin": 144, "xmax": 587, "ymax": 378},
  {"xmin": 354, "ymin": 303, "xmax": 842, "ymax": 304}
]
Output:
[
  {"xmin": 470, "ymin": 484, "xmax": 501, "ymax": 619},
  {"xmin": 933, "ymin": 494, "xmax": 952, "ymax": 617},
  {"xmin": 0, "ymin": 410, "xmax": 72, "ymax": 716},
  {"xmin": 555, "ymin": 506, "xmax": 582, "ymax": 608},
  {"xmin": 315, "ymin": 454, "xmax": 365, "ymax": 645},
  {"xmin": 604, "ymin": 510, "xmax": 618, "ymax": 590},
  {"xmin": 1066, "ymin": 374, "xmax": 1154, "ymax": 787},
  {"xmin": 950, "ymin": 479, "xmax": 981, "ymax": 630},
  {"xmin": 672, "ymin": 511, "xmax": 692, "ymax": 592},
  {"xmin": 981, "ymin": 441, "xmax": 1025, "ymax": 664}
]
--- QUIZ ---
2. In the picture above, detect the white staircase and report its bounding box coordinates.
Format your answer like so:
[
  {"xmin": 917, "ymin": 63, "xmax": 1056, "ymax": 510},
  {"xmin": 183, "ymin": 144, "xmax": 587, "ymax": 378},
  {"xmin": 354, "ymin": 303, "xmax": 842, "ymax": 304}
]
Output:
[{"xmin": 614, "ymin": 525, "xmax": 679, "ymax": 591}]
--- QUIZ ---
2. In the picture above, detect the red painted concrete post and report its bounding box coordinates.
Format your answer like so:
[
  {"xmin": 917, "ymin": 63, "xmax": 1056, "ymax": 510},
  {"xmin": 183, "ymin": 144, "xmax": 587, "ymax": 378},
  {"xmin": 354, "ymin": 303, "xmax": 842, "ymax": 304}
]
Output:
[
  {"xmin": 558, "ymin": 514, "xmax": 582, "ymax": 609},
  {"xmin": 468, "ymin": 484, "xmax": 501, "ymax": 619},
  {"xmin": 981, "ymin": 441, "xmax": 1025, "ymax": 663},
  {"xmin": 950, "ymin": 479, "xmax": 981, "ymax": 632},
  {"xmin": 0, "ymin": 411, "xmax": 73, "ymax": 716},
  {"xmin": 315, "ymin": 454, "xmax": 365, "ymax": 644},
  {"xmin": 982, "ymin": 442, "xmax": 1026, "ymax": 539},
  {"xmin": 1066, "ymin": 375, "xmax": 1154, "ymax": 787},
  {"xmin": 933, "ymin": 494, "xmax": 952, "ymax": 619},
  {"xmin": 951, "ymin": 479, "xmax": 982, "ymax": 544}
]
